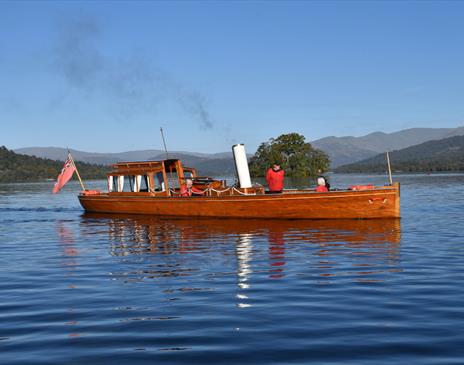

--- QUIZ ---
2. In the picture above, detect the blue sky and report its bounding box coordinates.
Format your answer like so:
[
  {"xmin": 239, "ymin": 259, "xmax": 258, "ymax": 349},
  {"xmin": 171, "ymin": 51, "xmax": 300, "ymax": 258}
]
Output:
[{"xmin": 1, "ymin": 0, "xmax": 464, "ymax": 153}]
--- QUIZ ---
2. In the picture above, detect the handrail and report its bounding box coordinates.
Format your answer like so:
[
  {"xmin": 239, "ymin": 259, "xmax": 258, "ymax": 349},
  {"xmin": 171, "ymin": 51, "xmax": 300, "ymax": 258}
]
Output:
[
  {"xmin": 168, "ymin": 186, "xmax": 258, "ymax": 197},
  {"xmin": 232, "ymin": 187, "xmax": 256, "ymax": 196},
  {"xmin": 210, "ymin": 187, "xmax": 232, "ymax": 193}
]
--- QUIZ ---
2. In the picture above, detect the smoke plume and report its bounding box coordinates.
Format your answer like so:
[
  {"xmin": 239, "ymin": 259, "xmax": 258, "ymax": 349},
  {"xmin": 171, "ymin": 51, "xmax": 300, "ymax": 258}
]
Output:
[{"xmin": 52, "ymin": 16, "xmax": 214, "ymax": 129}]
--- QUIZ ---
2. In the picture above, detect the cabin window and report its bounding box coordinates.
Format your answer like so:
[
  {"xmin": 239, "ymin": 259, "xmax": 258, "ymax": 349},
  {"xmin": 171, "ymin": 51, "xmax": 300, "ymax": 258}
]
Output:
[
  {"xmin": 110, "ymin": 176, "xmax": 118, "ymax": 192},
  {"xmin": 109, "ymin": 173, "xmax": 152, "ymax": 193},
  {"xmin": 166, "ymin": 171, "xmax": 181, "ymax": 189},
  {"xmin": 153, "ymin": 172, "xmax": 165, "ymax": 192},
  {"xmin": 184, "ymin": 170, "xmax": 194, "ymax": 179},
  {"xmin": 126, "ymin": 175, "xmax": 135, "ymax": 192},
  {"xmin": 139, "ymin": 175, "xmax": 149, "ymax": 192},
  {"xmin": 121, "ymin": 175, "xmax": 148, "ymax": 192}
]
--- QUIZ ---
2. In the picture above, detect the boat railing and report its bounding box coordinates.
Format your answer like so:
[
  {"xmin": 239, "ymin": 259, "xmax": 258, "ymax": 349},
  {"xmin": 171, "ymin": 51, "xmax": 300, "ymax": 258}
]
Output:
[{"xmin": 168, "ymin": 185, "xmax": 263, "ymax": 197}]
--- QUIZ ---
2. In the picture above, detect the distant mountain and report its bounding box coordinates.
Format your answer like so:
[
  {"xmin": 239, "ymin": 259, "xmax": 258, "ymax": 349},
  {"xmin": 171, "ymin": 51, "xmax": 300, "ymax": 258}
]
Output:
[
  {"xmin": 14, "ymin": 147, "xmax": 167, "ymax": 165},
  {"xmin": 14, "ymin": 147, "xmax": 238, "ymax": 176},
  {"xmin": 0, "ymin": 146, "xmax": 108, "ymax": 183},
  {"xmin": 14, "ymin": 147, "xmax": 236, "ymax": 163},
  {"xmin": 14, "ymin": 126, "xmax": 464, "ymax": 173},
  {"xmin": 334, "ymin": 135, "xmax": 464, "ymax": 173},
  {"xmin": 311, "ymin": 126, "xmax": 464, "ymax": 167}
]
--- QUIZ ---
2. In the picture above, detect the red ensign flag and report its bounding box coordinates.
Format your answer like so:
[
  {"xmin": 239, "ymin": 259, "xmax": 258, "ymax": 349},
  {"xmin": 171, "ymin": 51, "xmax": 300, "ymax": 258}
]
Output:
[{"xmin": 52, "ymin": 155, "xmax": 76, "ymax": 194}]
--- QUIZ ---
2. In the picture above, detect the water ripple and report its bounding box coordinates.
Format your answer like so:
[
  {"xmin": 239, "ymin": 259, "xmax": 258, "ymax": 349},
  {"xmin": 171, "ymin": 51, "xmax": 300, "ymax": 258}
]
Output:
[{"xmin": 1, "ymin": 175, "xmax": 464, "ymax": 364}]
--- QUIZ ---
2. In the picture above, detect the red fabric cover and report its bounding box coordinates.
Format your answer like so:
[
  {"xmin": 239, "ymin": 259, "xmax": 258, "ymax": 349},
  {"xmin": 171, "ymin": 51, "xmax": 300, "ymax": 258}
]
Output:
[
  {"xmin": 315, "ymin": 185, "xmax": 328, "ymax": 192},
  {"xmin": 82, "ymin": 190, "xmax": 101, "ymax": 196},
  {"xmin": 350, "ymin": 184, "xmax": 374, "ymax": 191},
  {"xmin": 52, "ymin": 155, "xmax": 76, "ymax": 194},
  {"xmin": 266, "ymin": 168, "xmax": 285, "ymax": 192}
]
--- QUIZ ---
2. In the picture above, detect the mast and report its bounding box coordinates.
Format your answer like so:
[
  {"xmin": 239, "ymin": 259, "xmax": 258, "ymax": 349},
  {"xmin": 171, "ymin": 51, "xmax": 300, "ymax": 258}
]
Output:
[{"xmin": 160, "ymin": 127, "xmax": 169, "ymax": 159}]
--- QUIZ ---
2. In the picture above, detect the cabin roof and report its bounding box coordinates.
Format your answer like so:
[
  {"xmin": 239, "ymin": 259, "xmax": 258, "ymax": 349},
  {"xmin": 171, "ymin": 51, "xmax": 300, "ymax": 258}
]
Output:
[
  {"xmin": 109, "ymin": 159, "xmax": 195, "ymax": 174},
  {"xmin": 112, "ymin": 160, "xmax": 165, "ymax": 169}
]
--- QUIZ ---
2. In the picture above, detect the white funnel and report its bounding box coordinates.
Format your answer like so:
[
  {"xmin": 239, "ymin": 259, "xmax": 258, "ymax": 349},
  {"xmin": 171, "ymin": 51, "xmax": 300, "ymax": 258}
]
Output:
[{"xmin": 232, "ymin": 144, "xmax": 252, "ymax": 188}]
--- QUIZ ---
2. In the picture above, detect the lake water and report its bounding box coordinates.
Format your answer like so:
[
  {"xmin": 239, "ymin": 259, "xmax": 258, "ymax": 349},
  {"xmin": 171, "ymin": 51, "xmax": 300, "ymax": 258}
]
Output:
[{"xmin": 1, "ymin": 174, "xmax": 464, "ymax": 364}]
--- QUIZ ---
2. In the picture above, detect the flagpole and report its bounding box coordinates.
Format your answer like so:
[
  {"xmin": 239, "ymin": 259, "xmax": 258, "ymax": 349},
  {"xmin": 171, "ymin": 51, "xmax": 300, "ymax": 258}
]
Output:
[
  {"xmin": 386, "ymin": 151, "xmax": 393, "ymax": 185},
  {"xmin": 68, "ymin": 149, "xmax": 86, "ymax": 191}
]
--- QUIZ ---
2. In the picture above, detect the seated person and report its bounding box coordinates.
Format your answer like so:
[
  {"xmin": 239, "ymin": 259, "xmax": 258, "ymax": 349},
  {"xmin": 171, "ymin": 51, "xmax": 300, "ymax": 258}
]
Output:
[
  {"xmin": 181, "ymin": 178, "xmax": 205, "ymax": 197},
  {"xmin": 315, "ymin": 176, "xmax": 329, "ymax": 192}
]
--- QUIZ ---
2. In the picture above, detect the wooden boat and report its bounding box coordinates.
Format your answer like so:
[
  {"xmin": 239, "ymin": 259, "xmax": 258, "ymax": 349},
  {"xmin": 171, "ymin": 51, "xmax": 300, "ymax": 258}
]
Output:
[{"xmin": 78, "ymin": 158, "xmax": 401, "ymax": 219}]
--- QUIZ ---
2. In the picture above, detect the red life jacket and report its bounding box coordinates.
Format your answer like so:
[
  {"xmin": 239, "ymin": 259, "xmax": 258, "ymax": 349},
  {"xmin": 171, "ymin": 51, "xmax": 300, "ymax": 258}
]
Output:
[
  {"xmin": 266, "ymin": 168, "xmax": 285, "ymax": 192},
  {"xmin": 315, "ymin": 185, "xmax": 328, "ymax": 192},
  {"xmin": 181, "ymin": 185, "xmax": 204, "ymax": 197}
]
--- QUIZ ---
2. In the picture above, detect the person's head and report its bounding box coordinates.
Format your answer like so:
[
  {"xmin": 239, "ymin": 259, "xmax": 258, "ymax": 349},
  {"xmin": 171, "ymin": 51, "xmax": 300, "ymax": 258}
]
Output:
[
  {"xmin": 272, "ymin": 161, "xmax": 281, "ymax": 171},
  {"xmin": 186, "ymin": 179, "xmax": 193, "ymax": 188},
  {"xmin": 317, "ymin": 177, "xmax": 326, "ymax": 186}
]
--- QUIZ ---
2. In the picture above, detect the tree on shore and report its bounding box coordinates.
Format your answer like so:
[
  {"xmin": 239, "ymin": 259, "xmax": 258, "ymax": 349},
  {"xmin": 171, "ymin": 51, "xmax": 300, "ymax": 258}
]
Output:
[
  {"xmin": 248, "ymin": 133, "xmax": 330, "ymax": 177},
  {"xmin": 0, "ymin": 146, "xmax": 108, "ymax": 183}
]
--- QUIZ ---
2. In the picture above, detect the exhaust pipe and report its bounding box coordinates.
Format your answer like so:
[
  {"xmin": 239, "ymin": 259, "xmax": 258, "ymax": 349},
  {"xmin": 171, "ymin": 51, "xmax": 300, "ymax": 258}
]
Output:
[{"xmin": 232, "ymin": 144, "xmax": 252, "ymax": 189}]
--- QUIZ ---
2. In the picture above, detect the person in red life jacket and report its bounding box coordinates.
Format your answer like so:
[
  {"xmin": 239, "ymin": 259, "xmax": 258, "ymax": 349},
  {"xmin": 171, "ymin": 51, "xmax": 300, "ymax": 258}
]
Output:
[
  {"xmin": 315, "ymin": 176, "xmax": 329, "ymax": 192},
  {"xmin": 181, "ymin": 178, "xmax": 205, "ymax": 197},
  {"xmin": 266, "ymin": 163, "xmax": 285, "ymax": 193}
]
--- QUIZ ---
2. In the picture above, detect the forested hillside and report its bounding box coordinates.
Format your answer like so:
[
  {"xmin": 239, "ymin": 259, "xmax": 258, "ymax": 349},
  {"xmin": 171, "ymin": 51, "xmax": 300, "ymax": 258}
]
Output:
[
  {"xmin": 312, "ymin": 126, "xmax": 464, "ymax": 167},
  {"xmin": 334, "ymin": 136, "xmax": 464, "ymax": 173},
  {"xmin": 0, "ymin": 146, "xmax": 109, "ymax": 183}
]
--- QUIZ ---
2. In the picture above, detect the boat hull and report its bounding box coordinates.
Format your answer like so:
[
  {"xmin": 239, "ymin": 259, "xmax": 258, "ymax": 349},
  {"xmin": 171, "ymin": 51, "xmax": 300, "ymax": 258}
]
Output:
[{"xmin": 78, "ymin": 184, "xmax": 400, "ymax": 219}]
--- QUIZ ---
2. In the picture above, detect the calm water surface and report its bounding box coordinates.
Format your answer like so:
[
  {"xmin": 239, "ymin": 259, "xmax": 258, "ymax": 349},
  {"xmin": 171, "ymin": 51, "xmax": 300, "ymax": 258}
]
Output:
[{"xmin": 1, "ymin": 174, "xmax": 464, "ymax": 364}]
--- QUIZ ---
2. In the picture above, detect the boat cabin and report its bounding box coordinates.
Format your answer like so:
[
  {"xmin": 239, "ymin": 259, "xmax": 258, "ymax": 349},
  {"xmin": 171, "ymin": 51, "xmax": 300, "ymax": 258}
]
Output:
[
  {"xmin": 107, "ymin": 159, "xmax": 199, "ymax": 196},
  {"xmin": 106, "ymin": 159, "xmax": 235, "ymax": 196}
]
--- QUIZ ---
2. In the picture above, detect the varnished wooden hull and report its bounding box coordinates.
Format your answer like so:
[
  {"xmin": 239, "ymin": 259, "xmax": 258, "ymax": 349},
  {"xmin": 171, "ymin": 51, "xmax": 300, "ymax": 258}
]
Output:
[{"xmin": 78, "ymin": 183, "xmax": 400, "ymax": 219}]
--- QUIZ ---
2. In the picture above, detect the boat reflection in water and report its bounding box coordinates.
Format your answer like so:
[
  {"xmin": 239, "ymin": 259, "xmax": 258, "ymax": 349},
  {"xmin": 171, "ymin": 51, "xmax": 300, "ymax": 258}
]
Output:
[{"xmin": 81, "ymin": 213, "xmax": 401, "ymax": 290}]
